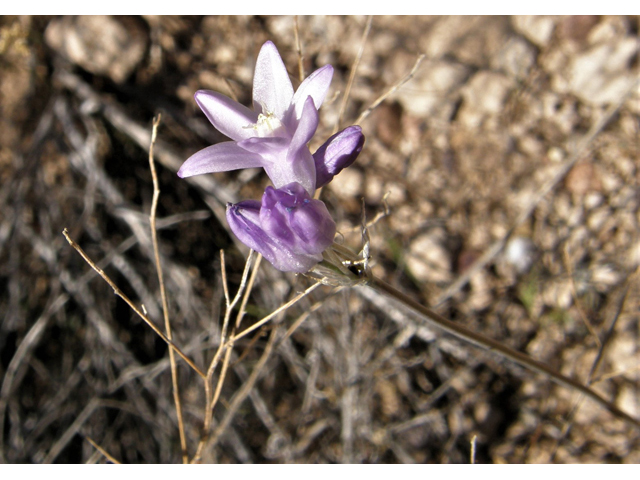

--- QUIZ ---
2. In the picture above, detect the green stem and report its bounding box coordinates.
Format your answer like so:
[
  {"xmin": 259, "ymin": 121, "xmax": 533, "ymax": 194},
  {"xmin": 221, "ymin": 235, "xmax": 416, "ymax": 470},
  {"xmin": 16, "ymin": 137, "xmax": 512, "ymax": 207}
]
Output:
[{"xmin": 368, "ymin": 276, "xmax": 640, "ymax": 431}]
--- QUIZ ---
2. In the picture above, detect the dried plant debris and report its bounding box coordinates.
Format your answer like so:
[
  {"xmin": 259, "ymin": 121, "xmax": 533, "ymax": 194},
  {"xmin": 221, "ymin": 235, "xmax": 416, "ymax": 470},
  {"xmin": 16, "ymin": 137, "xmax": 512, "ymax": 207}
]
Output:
[{"xmin": 0, "ymin": 15, "xmax": 639, "ymax": 464}]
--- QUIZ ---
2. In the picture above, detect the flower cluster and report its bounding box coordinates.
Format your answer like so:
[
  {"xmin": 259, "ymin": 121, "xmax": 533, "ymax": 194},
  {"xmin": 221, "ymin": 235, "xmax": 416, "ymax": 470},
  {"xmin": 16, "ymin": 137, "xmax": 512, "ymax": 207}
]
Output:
[{"xmin": 179, "ymin": 41, "xmax": 363, "ymax": 273}]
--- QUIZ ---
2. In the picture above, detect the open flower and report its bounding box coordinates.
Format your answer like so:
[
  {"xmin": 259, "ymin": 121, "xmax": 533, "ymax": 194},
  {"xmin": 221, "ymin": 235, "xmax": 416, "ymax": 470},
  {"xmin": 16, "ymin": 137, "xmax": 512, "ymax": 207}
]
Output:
[
  {"xmin": 226, "ymin": 182, "xmax": 336, "ymax": 273},
  {"xmin": 179, "ymin": 40, "xmax": 366, "ymax": 273},
  {"xmin": 178, "ymin": 41, "xmax": 334, "ymax": 195}
]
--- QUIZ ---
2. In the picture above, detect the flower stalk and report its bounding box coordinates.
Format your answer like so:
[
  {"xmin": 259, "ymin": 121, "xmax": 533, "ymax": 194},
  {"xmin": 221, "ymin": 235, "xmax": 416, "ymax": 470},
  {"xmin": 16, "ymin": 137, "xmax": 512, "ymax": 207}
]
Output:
[{"xmin": 367, "ymin": 276, "xmax": 640, "ymax": 430}]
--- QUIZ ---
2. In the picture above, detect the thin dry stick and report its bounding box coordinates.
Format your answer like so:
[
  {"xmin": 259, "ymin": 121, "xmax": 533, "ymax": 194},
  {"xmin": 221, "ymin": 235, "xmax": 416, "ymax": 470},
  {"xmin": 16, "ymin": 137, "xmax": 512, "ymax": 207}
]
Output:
[
  {"xmin": 369, "ymin": 276, "xmax": 640, "ymax": 431},
  {"xmin": 355, "ymin": 54, "xmax": 425, "ymax": 125},
  {"xmin": 147, "ymin": 114, "xmax": 188, "ymax": 464},
  {"xmin": 232, "ymin": 326, "xmax": 272, "ymax": 367},
  {"xmin": 205, "ymin": 325, "xmax": 281, "ymax": 452},
  {"xmin": 234, "ymin": 253, "xmax": 263, "ymax": 330},
  {"xmin": 315, "ymin": 16, "xmax": 372, "ymax": 203},
  {"xmin": 228, "ymin": 281, "xmax": 323, "ymax": 345},
  {"xmin": 0, "ymin": 292, "xmax": 69, "ymax": 463},
  {"xmin": 283, "ymin": 296, "xmax": 330, "ymax": 342},
  {"xmin": 205, "ymin": 250, "xmax": 255, "ymax": 386},
  {"xmin": 194, "ymin": 249, "xmax": 256, "ymax": 463},
  {"xmin": 62, "ymin": 228, "xmax": 206, "ymax": 379},
  {"xmin": 294, "ymin": 16, "xmax": 305, "ymax": 82},
  {"xmin": 209, "ymin": 337, "xmax": 234, "ymax": 427},
  {"xmin": 594, "ymin": 365, "xmax": 640, "ymax": 384},
  {"xmin": 85, "ymin": 437, "xmax": 121, "ymax": 464},
  {"xmin": 435, "ymin": 77, "xmax": 640, "ymax": 307},
  {"xmin": 44, "ymin": 397, "xmax": 101, "ymax": 463},
  {"xmin": 587, "ymin": 281, "xmax": 633, "ymax": 383},
  {"xmin": 196, "ymin": 279, "xmax": 324, "ymax": 460},
  {"xmin": 202, "ymin": 254, "xmax": 274, "ymax": 457},
  {"xmin": 334, "ymin": 15, "xmax": 373, "ymax": 134},
  {"xmin": 549, "ymin": 282, "xmax": 632, "ymax": 462}
]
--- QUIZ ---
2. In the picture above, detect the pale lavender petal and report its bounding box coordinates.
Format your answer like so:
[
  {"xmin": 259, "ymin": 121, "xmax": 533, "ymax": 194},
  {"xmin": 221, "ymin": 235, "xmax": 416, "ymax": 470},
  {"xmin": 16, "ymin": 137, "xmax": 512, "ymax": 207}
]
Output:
[
  {"xmin": 194, "ymin": 90, "xmax": 259, "ymax": 141},
  {"xmin": 252, "ymin": 41, "xmax": 294, "ymax": 119},
  {"xmin": 280, "ymin": 96, "xmax": 319, "ymax": 194},
  {"xmin": 290, "ymin": 65, "xmax": 334, "ymax": 122},
  {"xmin": 267, "ymin": 148, "xmax": 315, "ymax": 197},
  {"xmin": 313, "ymin": 125, "xmax": 364, "ymax": 188},
  {"xmin": 177, "ymin": 142, "xmax": 264, "ymax": 178},
  {"xmin": 239, "ymin": 135, "xmax": 315, "ymax": 193},
  {"xmin": 288, "ymin": 96, "xmax": 319, "ymax": 153},
  {"xmin": 237, "ymin": 136, "xmax": 289, "ymax": 159}
]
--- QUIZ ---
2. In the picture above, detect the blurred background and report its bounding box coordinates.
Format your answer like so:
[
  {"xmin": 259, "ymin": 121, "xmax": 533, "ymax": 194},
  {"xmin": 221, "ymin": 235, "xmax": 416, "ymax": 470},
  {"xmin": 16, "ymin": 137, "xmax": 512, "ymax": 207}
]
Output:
[{"xmin": 0, "ymin": 15, "xmax": 638, "ymax": 463}]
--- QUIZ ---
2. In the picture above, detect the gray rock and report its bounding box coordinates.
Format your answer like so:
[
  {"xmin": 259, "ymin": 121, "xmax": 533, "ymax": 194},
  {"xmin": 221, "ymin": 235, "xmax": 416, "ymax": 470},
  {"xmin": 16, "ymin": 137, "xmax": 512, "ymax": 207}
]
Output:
[
  {"xmin": 512, "ymin": 16, "xmax": 557, "ymax": 47},
  {"xmin": 563, "ymin": 36, "xmax": 637, "ymax": 105},
  {"xmin": 45, "ymin": 16, "xmax": 147, "ymax": 84},
  {"xmin": 393, "ymin": 59, "xmax": 469, "ymax": 118}
]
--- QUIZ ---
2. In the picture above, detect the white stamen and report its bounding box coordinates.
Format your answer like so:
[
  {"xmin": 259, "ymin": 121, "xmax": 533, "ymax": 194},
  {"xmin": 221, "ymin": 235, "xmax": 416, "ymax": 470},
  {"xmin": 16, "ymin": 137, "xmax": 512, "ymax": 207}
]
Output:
[{"xmin": 243, "ymin": 108, "xmax": 284, "ymax": 137}]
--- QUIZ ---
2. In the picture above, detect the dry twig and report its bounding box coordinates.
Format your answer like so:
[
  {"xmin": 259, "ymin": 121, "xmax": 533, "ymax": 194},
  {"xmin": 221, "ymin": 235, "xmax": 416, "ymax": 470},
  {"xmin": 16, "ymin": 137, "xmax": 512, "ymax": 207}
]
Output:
[
  {"xmin": 62, "ymin": 228, "xmax": 206, "ymax": 379},
  {"xmin": 147, "ymin": 114, "xmax": 188, "ymax": 463}
]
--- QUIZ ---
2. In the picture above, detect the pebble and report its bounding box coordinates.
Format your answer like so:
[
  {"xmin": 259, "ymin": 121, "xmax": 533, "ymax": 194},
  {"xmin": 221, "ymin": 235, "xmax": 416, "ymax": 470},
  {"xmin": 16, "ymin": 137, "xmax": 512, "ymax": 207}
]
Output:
[
  {"xmin": 564, "ymin": 37, "xmax": 638, "ymax": 105},
  {"xmin": 45, "ymin": 16, "xmax": 147, "ymax": 84}
]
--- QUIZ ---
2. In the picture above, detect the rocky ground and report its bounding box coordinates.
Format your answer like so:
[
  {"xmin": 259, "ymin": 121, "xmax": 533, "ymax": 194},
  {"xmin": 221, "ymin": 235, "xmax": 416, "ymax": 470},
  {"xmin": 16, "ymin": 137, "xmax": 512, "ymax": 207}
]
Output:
[{"xmin": 0, "ymin": 15, "xmax": 638, "ymax": 463}]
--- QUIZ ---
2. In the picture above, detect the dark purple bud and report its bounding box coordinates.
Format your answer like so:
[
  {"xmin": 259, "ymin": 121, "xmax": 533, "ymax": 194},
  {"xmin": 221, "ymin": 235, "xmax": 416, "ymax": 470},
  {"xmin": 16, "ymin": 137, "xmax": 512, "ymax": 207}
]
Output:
[
  {"xmin": 226, "ymin": 182, "xmax": 336, "ymax": 273},
  {"xmin": 312, "ymin": 125, "xmax": 364, "ymax": 189}
]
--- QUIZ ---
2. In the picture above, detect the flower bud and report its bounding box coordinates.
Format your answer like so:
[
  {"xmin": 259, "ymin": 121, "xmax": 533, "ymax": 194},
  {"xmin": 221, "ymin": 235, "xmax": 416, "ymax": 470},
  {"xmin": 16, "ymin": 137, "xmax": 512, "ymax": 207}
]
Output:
[
  {"xmin": 226, "ymin": 182, "xmax": 336, "ymax": 273},
  {"xmin": 313, "ymin": 125, "xmax": 364, "ymax": 189}
]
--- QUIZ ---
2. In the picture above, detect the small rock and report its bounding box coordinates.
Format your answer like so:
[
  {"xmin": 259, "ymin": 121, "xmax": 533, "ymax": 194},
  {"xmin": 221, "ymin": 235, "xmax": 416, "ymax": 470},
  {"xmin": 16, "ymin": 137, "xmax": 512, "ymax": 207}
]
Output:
[
  {"xmin": 590, "ymin": 264, "xmax": 621, "ymax": 292},
  {"xmin": 628, "ymin": 240, "xmax": 640, "ymax": 268},
  {"xmin": 328, "ymin": 167, "xmax": 362, "ymax": 200},
  {"xmin": 583, "ymin": 192, "xmax": 604, "ymax": 209},
  {"xmin": 565, "ymin": 162, "xmax": 602, "ymax": 195},
  {"xmin": 563, "ymin": 36, "xmax": 637, "ymax": 105},
  {"xmin": 586, "ymin": 206, "xmax": 610, "ymax": 232},
  {"xmin": 393, "ymin": 59, "xmax": 469, "ymax": 118},
  {"xmin": 512, "ymin": 16, "xmax": 557, "ymax": 47},
  {"xmin": 373, "ymin": 101, "xmax": 403, "ymax": 149},
  {"xmin": 458, "ymin": 71, "xmax": 514, "ymax": 128},
  {"xmin": 491, "ymin": 36, "xmax": 536, "ymax": 79},
  {"xmin": 45, "ymin": 16, "xmax": 147, "ymax": 84},
  {"xmin": 557, "ymin": 15, "xmax": 601, "ymax": 43},
  {"xmin": 408, "ymin": 232, "xmax": 452, "ymax": 284},
  {"xmin": 541, "ymin": 279, "xmax": 573, "ymax": 310},
  {"xmin": 504, "ymin": 237, "xmax": 536, "ymax": 274}
]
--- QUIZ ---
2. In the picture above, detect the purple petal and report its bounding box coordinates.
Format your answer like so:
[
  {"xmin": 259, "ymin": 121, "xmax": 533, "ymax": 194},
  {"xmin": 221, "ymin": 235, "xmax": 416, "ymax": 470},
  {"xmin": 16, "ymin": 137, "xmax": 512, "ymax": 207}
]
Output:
[
  {"xmin": 227, "ymin": 198, "xmax": 322, "ymax": 273},
  {"xmin": 260, "ymin": 184, "xmax": 335, "ymax": 257},
  {"xmin": 238, "ymin": 135, "xmax": 316, "ymax": 194},
  {"xmin": 288, "ymin": 96, "xmax": 319, "ymax": 151},
  {"xmin": 238, "ymin": 137, "xmax": 291, "ymax": 186},
  {"xmin": 279, "ymin": 96, "xmax": 319, "ymax": 194},
  {"xmin": 194, "ymin": 90, "xmax": 259, "ymax": 141},
  {"xmin": 237, "ymin": 136, "xmax": 289, "ymax": 158},
  {"xmin": 177, "ymin": 142, "xmax": 264, "ymax": 178},
  {"xmin": 313, "ymin": 126, "xmax": 364, "ymax": 188},
  {"xmin": 290, "ymin": 65, "xmax": 334, "ymax": 122},
  {"xmin": 283, "ymin": 189, "xmax": 336, "ymax": 256},
  {"xmin": 252, "ymin": 41, "xmax": 294, "ymax": 119},
  {"xmin": 226, "ymin": 200, "xmax": 279, "ymax": 265}
]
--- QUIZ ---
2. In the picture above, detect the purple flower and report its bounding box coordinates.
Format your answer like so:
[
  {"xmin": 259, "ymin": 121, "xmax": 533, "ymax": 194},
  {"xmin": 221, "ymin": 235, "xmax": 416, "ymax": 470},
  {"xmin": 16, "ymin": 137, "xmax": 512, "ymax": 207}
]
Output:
[
  {"xmin": 226, "ymin": 182, "xmax": 336, "ymax": 273},
  {"xmin": 178, "ymin": 41, "xmax": 334, "ymax": 195},
  {"xmin": 313, "ymin": 125, "xmax": 365, "ymax": 189}
]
